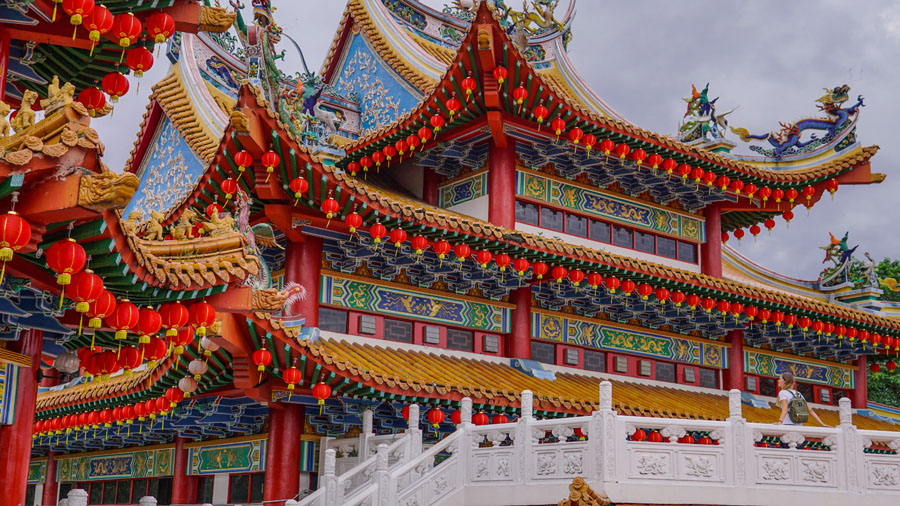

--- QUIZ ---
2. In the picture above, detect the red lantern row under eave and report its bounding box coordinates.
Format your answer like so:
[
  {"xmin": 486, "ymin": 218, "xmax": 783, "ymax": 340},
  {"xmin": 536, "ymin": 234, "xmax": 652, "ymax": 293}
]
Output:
[{"xmin": 0, "ymin": 212, "xmax": 32, "ymax": 284}]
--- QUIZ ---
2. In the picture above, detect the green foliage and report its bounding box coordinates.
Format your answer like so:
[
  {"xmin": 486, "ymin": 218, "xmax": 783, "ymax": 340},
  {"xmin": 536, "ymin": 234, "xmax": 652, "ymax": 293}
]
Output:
[
  {"xmin": 876, "ymin": 258, "xmax": 900, "ymax": 302},
  {"xmin": 867, "ymin": 359, "xmax": 900, "ymax": 407}
]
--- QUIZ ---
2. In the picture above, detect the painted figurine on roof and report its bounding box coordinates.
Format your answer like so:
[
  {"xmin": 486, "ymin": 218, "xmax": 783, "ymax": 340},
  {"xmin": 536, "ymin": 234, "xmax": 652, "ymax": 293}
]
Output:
[
  {"xmin": 730, "ymin": 84, "xmax": 865, "ymax": 158},
  {"xmin": 677, "ymin": 83, "xmax": 738, "ymax": 143}
]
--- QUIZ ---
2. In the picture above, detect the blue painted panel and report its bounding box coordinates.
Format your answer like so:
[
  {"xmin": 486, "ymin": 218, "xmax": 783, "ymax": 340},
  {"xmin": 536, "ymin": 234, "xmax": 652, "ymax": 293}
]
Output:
[
  {"xmin": 124, "ymin": 116, "xmax": 206, "ymax": 220},
  {"xmin": 332, "ymin": 34, "xmax": 422, "ymax": 133}
]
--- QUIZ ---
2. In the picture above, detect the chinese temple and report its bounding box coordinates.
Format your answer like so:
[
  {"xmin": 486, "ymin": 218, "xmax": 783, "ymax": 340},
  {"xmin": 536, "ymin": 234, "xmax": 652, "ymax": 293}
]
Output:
[{"xmin": 1, "ymin": 1, "xmax": 900, "ymax": 506}]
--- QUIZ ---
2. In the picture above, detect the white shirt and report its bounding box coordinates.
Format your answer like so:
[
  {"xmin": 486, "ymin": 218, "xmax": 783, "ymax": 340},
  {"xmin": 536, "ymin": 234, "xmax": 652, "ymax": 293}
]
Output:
[{"xmin": 778, "ymin": 389, "xmax": 804, "ymax": 425}]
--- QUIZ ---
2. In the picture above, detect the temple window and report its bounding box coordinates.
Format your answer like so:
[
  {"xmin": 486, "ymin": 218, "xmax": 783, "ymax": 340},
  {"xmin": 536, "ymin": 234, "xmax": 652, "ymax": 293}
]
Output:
[
  {"xmin": 612, "ymin": 225, "xmax": 633, "ymax": 248},
  {"xmin": 359, "ymin": 315, "xmax": 378, "ymax": 335},
  {"xmin": 197, "ymin": 476, "xmax": 215, "ymax": 504},
  {"xmin": 678, "ymin": 241, "xmax": 698, "ymax": 263},
  {"xmin": 635, "ymin": 231, "xmax": 655, "ymax": 253},
  {"xmin": 564, "ymin": 348, "xmax": 579, "ymax": 365},
  {"xmin": 584, "ymin": 350, "xmax": 606, "ymax": 372},
  {"xmin": 819, "ymin": 388, "xmax": 832, "ymax": 404},
  {"xmin": 589, "ymin": 219, "xmax": 612, "ymax": 243},
  {"xmin": 482, "ymin": 334, "xmax": 500, "ymax": 353},
  {"xmin": 655, "ymin": 361, "xmax": 676, "ymax": 382},
  {"xmin": 384, "ymin": 318, "xmax": 414, "ymax": 343},
  {"xmin": 614, "ymin": 356, "xmax": 629, "ymax": 373},
  {"xmin": 515, "ymin": 200, "xmax": 539, "ymax": 225},
  {"xmin": 446, "ymin": 328, "xmax": 474, "ymax": 351},
  {"xmin": 229, "ymin": 472, "xmax": 265, "ymax": 504},
  {"xmin": 319, "ymin": 307, "xmax": 349, "ymax": 333},
  {"xmin": 683, "ymin": 367, "xmax": 697, "ymax": 384},
  {"xmin": 424, "ymin": 325, "xmax": 441, "ymax": 345},
  {"xmin": 566, "ymin": 213, "xmax": 588, "ymax": 236},
  {"xmin": 638, "ymin": 360, "xmax": 653, "ymax": 377},
  {"xmin": 540, "ymin": 207, "xmax": 564, "ymax": 231},
  {"xmin": 745, "ymin": 376, "xmax": 758, "ymax": 392},
  {"xmin": 657, "ymin": 236, "xmax": 678, "ymax": 259},
  {"xmin": 699, "ymin": 368, "xmax": 719, "ymax": 389},
  {"xmin": 531, "ymin": 341, "xmax": 556, "ymax": 364}
]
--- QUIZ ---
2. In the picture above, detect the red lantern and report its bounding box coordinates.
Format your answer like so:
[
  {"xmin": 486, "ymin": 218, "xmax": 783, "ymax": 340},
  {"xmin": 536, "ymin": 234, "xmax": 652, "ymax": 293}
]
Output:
[
  {"xmin": 730, "ymin": 180, "xmax": 745, "ymax": 194},
  {"xmin": 137, "ymin": 307, "xmax": 162, "ymax": 344},
  {"xmin": 802, "ymin": 185, "xmax": 816, "ymax": 207},
  {"xmin": 159, "ymin": 302, "xmax": 189, "ymax": 337},
  {"xmin": 283, "ymin": 365, "xmax": 302, "ymax": 391},
  {"xmin": 648, "ymin": 431, "xmax": 664, "ymax": 443},
  {"xmin": 125, "ymin": 46, "xmax": 154, "ymax": 78},
  {"xmin": 764, "ymin": 218, "xmax": 776, "ymax": 233},
  {"xmin": 369, "ymin": 222, "xmax": 387, "ymax": 244},
  {"xmin": 631, "ymin": 429, "xmax": 647, "ymax": 441},
  {"xmin": 312, "ymin": 382, "xmax": 331, "ymax": 405},
  {"xmin": 461, "ymin": 74, "xmax": 477, "ymax": 101},
  {"xmin": 445, "ymin": 96, "xmax": 462, "ymax": 118},
  {"xmin": 703, "ymin": 171, "xmax": 717, "ymax": 188},
  {"xmin": 101, "ymin": 71, "xmax": 129, "ymax": 102},
  {"xmin": 733, "ymin": 228, "xmax": 745, "ymax": 241},
  {"xmin": 605, "ymin": 276, "xmax": 620, "ymax": 293},
  {"xmin": 70, "ymin": 269, "xmax": 103, "ymax": 315},
  {"xmin": 371, "ymin": 151, "xmax": 385, "ymax": 169},
  {"xmin": 550, "ymin": 118, "xmax": 566, "ymax": 139},
  {"xmin": 784, "ymin": 313, "xmax": 798, "ymax": 329},
  {"xmin": 716, "ymin": 175, "xmax": 731, "ymax": 191},
  {"xmin": 870, "ymin": 363, "xmax": 881, "ymax": 374},
  {"xmin": 744, "ymin": 306, "xmax": 758, "ymax": 321},
  {"xmin": 233, "ymin": 150, "xmax": 253, "ymax": 176},
  {"xmin": 495, "ymin": 253, "xmax": 511, "ymax": 271},
  {"xmin": 430, "ymin": 114, "xmax": 445, "ymax": 132},
  {"xmin": 473, "ymin": 412, "xmax": 489, "ymax": 426},
  {"xmin": 433, "ymin": 240, "xmax": 451, "ymax": 260},
  {"xmin": 106, "ymin": 298, "xmax": 138, "ymax": 340},
  {"xmin": 587, "ymin": 272, "xmax": 603, "ymax": 289},
  {"xmin": 582, "ymin": 133, "xmax": 597, "ymax": 154},
  {"xmin": 454, "ymin": 243, "xmax": 471, "ymax": 262},
  {"xmin": 359, "ymin": 156, "xmax": 373, "ymax": 173},
  {"xmin": 513, "ymin": 258, "xmax": 530, "ymax": 276},
  {"xmin": 62, "ymin": 0, "xmax": 94, "ymax": 38},
  {"xmin": 346, "ymin": 161, "xmax": 360, "ymax": 177},
  {"xmin": 798, "ymin": 317, "xmax": 812, "ymax": 331},
  {"xmin": 887, "ymin": 360, "xmax": 897, "ymax": 373},
  {"xmin": 189, "ymin": 301, "xmax": 216, "ymax": 337},
  {"xmin": 85, "ymin": 290, "xmax": 116, "ymax": 330},
  {"xmin": 119, "ymin": 346, "xmax": 141, "ymax": 376},
  {"xmin": 450, "ymin": 410, "xmax": 462, "ymax": 425},
  {"xmin": 345, "ymin": 213, "xmax": 363, "ymax": 234},
  {"xmin": 825, "ymin": 179, "xmax": 839, "ymax": 198},
  {"xmin": 811, "ymin": 320, "xmax": 825, "ymax": 335},
  {"xmin": 532, "ymin": 261, "xmax": 548, "ymax": 280},
  {"xmin": 636, "ymin": 283, "xmax": 653, "ymax": 300},
  {"xmin": 221, "ymin": 178, "xmax": 238, "ymax": 200},
  {"xmin": 140, "ymin": 337, "xmax": 167, "ymax": 367},
  {"xmin": 533, "ymin": 103, "xmax": 549, "ymax": 128},
  {"xmin": 252, "ymin": 347, "xmax": 272, "ymax": 372},
  {"xmin": 382, "ymin": 145, "xmax": 396, "ymax": 163},
  {"xmin": 45, "ymin": 238, "xmax": 86, "ymax": 297},
  {"xmin": 111, "ymin": 12, "xmax": 142, "ymax": 50},
  {"xmin": 749, "ymin": 224, "xmax": 761, "ymax": 239},
  {"xmin": 759, "ymin": 186, "xmax": 772, "ymax": 202},
  {"xmin": 492, "ymin": 66, "xmax": 508, "ymax": 85},
  {"xmin": 614, "ymin": 143, "xmax": 631, "ymax": 160},
  {"xmin": 145, "ymin": 11, "xmax": 175, "ymax": 44},
  {"xmin": 551, "ymin": 265, "xmax": 568, "ymax": 283},
  {"xmin": 390, "ymin": 228, "xmax": 407, "ymax": 248},
  {"xmin": 169, "ymin": 326, "xmax": 194, "ymax": 355},
  {"xmin": 568, "ymin": 127, "xmax": 584, "ymax": 146},
  {"xmin": 773, "ymin": 188, "xmax": 785, "ymax": 204},
  {"xmin": 847, "ymin": 327, "xmax": 859, "ymax": 341},
  {"xmin": 600, "ymin": 139, "xmax": 615, "ymax": 155},
  {"xmin": 0, "ymin": 212, "xmax": 30, "ymax": 284},
  {"xmin": 647, "ymin": 153, "xmax": 662, "ymax": 169},
  {"xmin": 697, "ymin": 435, "xmax": 714, "ymax": 445},
  {"xmin": 261, "ymin": 151, "xmax": 280, "ymax": 182},
  {"xmin": 411, "ymin": 236, "xmax": 429, "ymax": 255},
  {"xmin": 83, "ymin": 5, "xmax": 112, "ymax": 55},
  {"xmin": 721, "ymin": 232, "xmax": 729, "ymax": 243},
  {"xmin": 676, "ymin": 163, "xmax": 691, "ymax": 180},
  {"xmin": 632, "ymin": 148, "xmax": 647, "ymax": 166},
  {"xmin": 785, "ymin": 188, "xmax": 799, "ymax": 204},
  {"xmin": 95, "ymin": 350, "xmax": 120, "ymax": 379},
  {"xmin": 77, "ymin": 87, "xmax": 106, "ymax": 116},
  {"xmin": 321, "ymin": 197, "xmax": 340, "ymax": 220},
  {"xmin": 512, "ymin": 84, "xmax": 528, "ymax": 110},
  {"xmin": 427, "ymin": 408, "xmax": 445, "ymax": 428},
  {"xmin": 859, "ymin": 329, "xmax": 870, "ymax": 342},
  {"xmin": 655, "ymin": 288, "xmax": 670, "ymax": 304},
  {"xmin": 166, "ymin": 386, "xmax": 184, "ymax": 408},
  {"xmin": 475, "ymin": 250, "xmax": 492, "ymax": 268},
  {"xmin": 206, "ymin": 202, "xmax": 223, "ymax": 218},
  {"xmin": 745, "ymin": 183, "xmax": 758, "ymax": 199},
  {"xmin": 492, "ymin": 414, "xmax": 509, "ymax": 424},
  {"xmin": 621, "ymin": 279, "xmax": 636, "ymax": 296},
  {"xmin": 155, "ymin": 396, "xmax": 169, "ymax": 415},
  {"xmin": 783, "ymin": 209, "xmax": 794, "ymax": 224},
  {"xmin": 394, "ymin": 139, "xmax": 408, "ymax": 157},
  {"xmin": 418, "ymin": 127, "xmax": 432, "ymax": 144},
  {"xmin": 405, "ymin": 134, "xmax": 420, "ymax": 152},
  {"xmin": 716, "ymin": 300, "xmax": 731, "ymax": 316},
  {"xmin": 290, "ymin": 177, "xmax": 308, "ymax": 205},
  {"xmin": 569, "ymin": 269, "xmax": 585, "ymax": 286}
]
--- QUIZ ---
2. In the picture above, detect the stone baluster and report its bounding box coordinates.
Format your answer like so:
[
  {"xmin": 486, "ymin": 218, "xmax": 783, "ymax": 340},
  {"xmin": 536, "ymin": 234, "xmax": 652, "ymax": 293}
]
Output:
[
  {"xmin": 407, "ymin": 404, "xmax": 423, "ymax": 459},
  {"xmin": 838, "ymin": 397, "xmax": 864, "ymax": 492},
  {"xmin": 514, "ymin": 390, "xmax": 535, "ymax": 484},
  {"xmin": 592, "ymin": 381, "xmax": 618, "ymax": 482},
  {"xmin": 727, "ymin": 389, "xmax": 747, "ymax": 487},
  {"xmin": 322, "ymin": 449, "xmax": 338, "ymax": 506},
  {"xmin": 361, "ymin": 409, "xmax": 374, "ymax": 458},
  {"xmin": 460, "ymin": 397, "xmax": 473, "ymax": 427},
  {"xmin": 138, "ymin": 497, "xmax": 157, "ymax": 506},
  {"xmin": 520, "ymin": 390, "xmax": 534, "ymax": 421},
  {"xmin": 65, "ymin": 489, "xmax": 87, "ymax": 506},
  {"xmin": 374, "ymin": 444, "xmax": 390, "ymax": 506}
]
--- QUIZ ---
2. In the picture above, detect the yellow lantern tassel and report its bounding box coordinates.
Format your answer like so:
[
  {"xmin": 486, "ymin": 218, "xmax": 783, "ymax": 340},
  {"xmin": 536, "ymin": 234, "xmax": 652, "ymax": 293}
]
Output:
[
  {"xmin": 52, "ymin": 2, "xmax": 58, "ymax": 21},
  {"xmin": 59, "ymin": 286, "xmax": 66, "ymax": 310}
]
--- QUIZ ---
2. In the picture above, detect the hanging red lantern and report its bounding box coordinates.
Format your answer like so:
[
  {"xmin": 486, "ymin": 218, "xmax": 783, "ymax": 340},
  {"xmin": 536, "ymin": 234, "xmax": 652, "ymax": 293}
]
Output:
[
  {"xmin": 647, "ymin": 153, "xmax": 663, "ymax": 170},
  {"xmin": 784, "ymin": 313, "xmax": 798, "ymax": 329},
  {"xmin": 369, "ymin": 222, "xmax": 387, "ymax": 244},
  {"xmin": 125, "ymin": 46, "xmax": 154, "ymax": 80},
  {"xmin": 648, "ymin": 431, "xmax": 664, "ymax": 443},
  {"xmin": 600, "ymin": 139, "xmax": 615, "ymax": 155},
  {"xmin": 825, "ymin": 179, "xmax": 839, "ymax": 199},
  {"xmin": 823, "ymin": 322, "xmax": 835, "ymax": 336},
  {"xmin": 532, "ymin": 261, "xmax": 548, "ymax": 280},
  {"xmin": 686, "ymin": 294, "xmax": 700, "ymax": 309},
  {"xmin": 206, "ymin": 202, "xmax": 223, "ymax": 218},
  {"xmin": 95, "ymin": 350, "xmax": 120, "ymax": 379},
  {"xmin": 221, "ymin": 178, "xmax": 238, "ymax": 200},
  {"xmin": 701, "ymin": 297, "xmax": 716, "ymax": 313},
  {"xmin": 472, "ymin": 412, "xmax": 489, "ymax": 426},
  {"xmin": 744, "ymin": 306, "xmax": 758, "ymax": 322},
  {"xmin": 533, "ymin": 103, "xmax": 549, "ymax": 128},
  {"xmin": 887, "ymin": 360, "xmax": 898, "ymax": 373},
  {"xmin": 390, "ymin": 228, "xmax": 407, "ymax": 249},
  {"xmin": 550, "ymin": 118, "xmax": 566, "ymax": 139},
  {"xmin": 371, "ymin": 151, "xmax": 385, "ymax": 169},
  {"xmin": 454, "ymin": 243, "xmax": 471, "ymax": 262},
  {"xmin": 772, "ymin": 188, "xmax": 785, "ymax": 205},
  {"xmin": 45, "ymin": 238, "xmax": 86, "ymax": 300},
  {"xmin": 632, "ymin": 148, "xmax": 647, "ymax": 166},
  {"xmin": 346, "ymin": 161, "xmax": 360, "ymax": 177},
  {"xmin": 614, "ymin": 143, "xmax": 631, "ymax": 160},
  {"xmin": 802, "ymin": 185, "xmax": 816, "ymax": 207},
  {"xmin": 85, "ymin": 290, "xmax": 116, "ymax": 330},
  {"xmin": 382, "ymin": 145, "xmax": 396, "ymax": 163},
  {"xmin": 764, "ymin": 218, "xmax": 776, "ymax": 234},
  {"xmin": 668, "ymin": 291, "xmax": 685, "ymax": 306},
  {"xmin": 568, "ymin": 127, "xmax": 584, "ymax": 147},
  {"xmin": 0, "ymin": 212, "xmax": 30, "ymax": 284},
  {"xmin": 261, "ymin": 151, "xmax": 280, "ymax": 182},
  {"xmin": 411, "ymin": 235, "xmax": 428, "ymax": 255},
  {"xmin": 145, "ymin": 11, "xmax": 175, "ymax": 45},
  {"xmin": 582, "ymin": 133, "xmax": 597, "ymax": 154},
  {"xmin": 621, "ymin": 279, "xmax": 636, "ymax": 296},
  {"xmin": 798, "ymin": 317, "xmax": 812, "ymax": 331},
  {"xmin": 119, "ymin": 346, "xmax": 141, "ymax": 376},
  {"xmin": 512, "ymin": 84, "xmax": 528, "ymax": 111},
  {"xmin": 445, "ymin": 95, "xmax": 462, "ymax": 119},
  {"xmin": 140, "ymin": 337, "xmax": 167, "ymax": 367},
  {"xmin": 83, "ymin": 5, "xmax": 112, "ymax": 56},
  {"xmin": 859, "ymin": 329, "xmax": 870, "ymax": 342},
  {"xmin": 676, "ymin": 163, "xmax": 691, "ymax": 180},
  {"xmin": 569, "ymin": 269, "xmax": 585, "ymax": 286},
  {"xmin": 101, "ymin": 71, "xmax": 129, "ymax": 102},
  {"xmin": 716, "ymin": 175, "xmax": 731, "ymax": 191},
  {"xmin": 730, "ymin": 180, "xmax": 745, "ymax": 194},
  {"xmin": 77, "ymin": 87, "xmax": 106, "ymax": 117},
  {"xmin": 359, "ymin": 156, "xmax": 373, "ymax": 174},
  {"xmin": 418, "ymin": 126, "xmax": 432, "ymax": 144},
  {"xmin": 847, "ymin": 327, "xmax": 859, "ymax": 341},
  {"xmin": 461, "ymin": 74, "xmax": 477, "ymax": 101},
  {"xmin": 492, "ymin": 66, "xmax": 508, "ymax": 85},
  {"xmin": 475, "ymin": 250, "xmax": 493, "ymax": 268},
  {"xmin": 871, "ymin": 363, "xmax": 882, "ymax": 374},
  {"xmin": 495, "ymin": 253, "xmax": 511, "ymax": 272},
  {"xmin": 749, "ymin": 224, "xmax": 761, "ymax": 239},
  {"xmin": 433, "ymin": 240, "xmax": 451, "ymax": 260},
  {"xmin": 169, "ymin": 326, "xmax": 194, "ymax": 355},
  {"xmin": 312, "ymin": 382, "xmax": 331, "ymax": 405},
  {"xmin": 427, "ymin": 408, "xmax": 445, "ymax": 428},
  {"xmin": 283, "ymin": 365, "xmax": 302, "ymax": 394},
  {"xmin": 655, "ymin": 288, "xmax": 670, "ymax": 304},
  {"xmin": 70, "ymin": 269, "xmax": 103, "ymax": 314},
  {"xmin": 604, "ymin": 276, "xmax": 620, "ymax": 293},
  {"xmin": 513, "ymin": 258, "xmax": 530, "ymax": 276},
  {"xmin": 155, "ymin": 396, "xmax": 169, "ymax": 416},
  {"xmin": 159, "ymin": 302, "xmax": 189, "ymax": 337},
  {"xmin": 165, "ymin": 386, "xmax": 184, "ymax": 408},
  {"xmin": 189, "ymin": 301, "xmax": 216, "ymax": 337},
  {"xmin": 137, "ymin": 307, "xmax": 162, "ymax": 344},
  {"xmin": 233, "ymin": 150, "xmax": 253, "ymax": 178},
  {"xmin": 345, "ymin": 213, "xmax": 363, "ymax": 234},
  {"xmin": 689, "ymin": 167, "xmax": 705, "ymax": 186},
  {"xmin": 394, "ymin": 139, "xmax": 408, "ymax": 157},
  {"xmin": 252, "ymin": 347, "xmax": 272, "ymax": 381},
  {"xmin": 587, "ymin": 272, "xmax": 603, "ymax": 289},
  {"xmin": 812, "ymin": 320, "xmax": 825, "ymax": 335},
  {"xmin": 758, "ymin": 186, "xmax": 772, "ymax": 203},
  {"xmin": 111, "ymin": 12, "xmax": 142, "ymax": 54},
  {"xmin": 406, "ymin": 134, "xmax": 420, "ymax": 152},
  {"xmin": 783, "ymin": 210, "xmax": 794, "ymax": 224},
  {"xmin": 721, "ymin": 232, "xmax": 729, "ymax": 243},
  {"xmin": 758, "ymin": 309, "xmax": 771, "ymax": 323},
  {"xmin": 733, "ymin": 228, "xmax": 745, "ymax": 241},
  {"xmin": 62, "ymin": 0, "xmax": 94, "ymax": 38},
  {"xmin": 450, "ymin": 410, "xmax": 462, "ymax": 425},
  {"xmin": 744, "ymin": 183, "xmax": 758, "ymax": 199},
  {"xmin": 785, "ymin": 188, "xmax": 799, "ymax": 204},
  {"xmin": 289, "ymin": 177, "xmax": 308, "ymax": 205},
  {"xmin": 631, "ymin": 429, "xmax": 647, "ymax": 441},
  {"xmin": 492, "ymin": 414, "xmax": 509, "ymax": 424},
  {"xmin": 321, "ymin": 197, "xmax": 340, "ymax": 220},
  {"xmin": 430, "ymin": 114, "xmax": 446, "ymax": 133},
  {"xmin": 716, "ymin": 300, "xmax": 731, "ymax": 316},
  {"xmin": 703, "ymin": 171, "xmax": 717, "ymax": 189},
  {"xmin": 551, "ymin": 265, "xmax": 568, "ymax": 283},
  {"xmin": 636, "ymin": 283, "xmax": 653, "ymax": 300}
]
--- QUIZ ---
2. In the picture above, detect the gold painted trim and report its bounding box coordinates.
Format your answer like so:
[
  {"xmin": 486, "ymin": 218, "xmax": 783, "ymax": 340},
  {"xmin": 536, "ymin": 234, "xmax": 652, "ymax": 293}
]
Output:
[
  {"xmin": 0, "ymin": 348, "xmax": 32, "ymax": 367},
  {"xmin": 54, "ymin": 443, "xmax": 176, "ymax": 460},
  {"xmin": 440, "ymin": 167, "xmax": 488, "ymax": 187},
  {"xmin": 183, "ymin": 433, "xmax": 267, "ymax": 449},
  {"xmin": 746, "ymin": 346, "xmax": 857, "ymax": 370}
]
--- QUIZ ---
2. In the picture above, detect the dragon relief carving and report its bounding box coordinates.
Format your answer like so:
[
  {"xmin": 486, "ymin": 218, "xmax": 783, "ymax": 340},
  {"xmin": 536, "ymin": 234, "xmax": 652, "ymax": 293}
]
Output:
[
  {"xmin": 557, "ymin": 477, "xmax": 611, "ymax": 506},
  {"xmin": 78, "ymin": 170, "xmax": 139, "ymax": 212},
  {"xmin": 199, "ymin": 5, "xmax": 238, "ymax": 32}
]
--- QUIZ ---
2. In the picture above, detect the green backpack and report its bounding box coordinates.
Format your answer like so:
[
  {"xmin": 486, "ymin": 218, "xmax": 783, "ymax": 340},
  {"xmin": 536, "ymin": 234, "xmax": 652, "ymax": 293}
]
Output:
[{"xmin": 788, "ymin": 391, "xmax": 809, "ymax": 424}]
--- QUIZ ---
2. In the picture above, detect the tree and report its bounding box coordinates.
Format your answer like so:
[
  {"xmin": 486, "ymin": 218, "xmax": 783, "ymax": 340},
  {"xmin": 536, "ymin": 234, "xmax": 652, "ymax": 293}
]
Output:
[
  {"xmin": 867, "ymin": 359, "xmax": 900, "ymax": 407},
  {"xmin": 876, "ymin": 258, "xmax": 900, "ymax": 302}
]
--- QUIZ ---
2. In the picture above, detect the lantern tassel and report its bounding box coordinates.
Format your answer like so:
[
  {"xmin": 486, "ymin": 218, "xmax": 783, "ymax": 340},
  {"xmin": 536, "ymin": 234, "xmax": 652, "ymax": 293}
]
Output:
[
  {"xmin": 266, "ymin": 173, "xmax": 271, "ymax": 183},
  {"xmin": 72, "ymin": 26, "xmax": 77, "ymax": 41},
  {"xmin": 0, "ymin": 261, "xmax": 5, "ymax": 286},
  {"xmin": 120, "ymin": 48, "xmax": 126, "ymax": 64},
  {"xmin": 52, "ymin": 2, "xmax": 58, "ymax": 21},
  {"xmin": 90, "ymin": 41, "xmax": 96, "ymax": 57}
]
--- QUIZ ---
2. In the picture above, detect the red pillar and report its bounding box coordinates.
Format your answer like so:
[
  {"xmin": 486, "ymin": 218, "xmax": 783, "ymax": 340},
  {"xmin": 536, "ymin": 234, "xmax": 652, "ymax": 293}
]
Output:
[
  {"xmin": 422, "ymin": 168, "xmax": 441, "ymax": 207},
  {"xmin": 723, "ymin": 329, "xmax": 744, "ymax": 391},
  {"xmin": 701, "ymin": 204, "xmax": 722, "ymax": 277},
  {"xmin": 171, "ymin": 436, "xmax": 197, "ymax": 505},
  {"xmin": 852, "ymin": 355, "xmax": 868, "ymax": 409},
  {"xmin": 41, "ymin": 452, "xmax": 58, "ymax": 506},
  {"xmin": 0, "ymin": 27, "xmax": 9, "ymax": 102},
  {"xmin": 0, "ymin": 329, "xmax": 43, "ymax": 506},
  {"xmin": 508, "ymin": 286, "xmax": 531, "ymax": 359},
  {"xmin": 285, "ymin": 236, "xmax": 322, "ymax": 327},
  {"xmin": 263, "ymin": 403, "xmax": 305, "ymax": 506},
  {"xmin": 488, "ymin": 140, "xmax": 517, "ymax": 229}
]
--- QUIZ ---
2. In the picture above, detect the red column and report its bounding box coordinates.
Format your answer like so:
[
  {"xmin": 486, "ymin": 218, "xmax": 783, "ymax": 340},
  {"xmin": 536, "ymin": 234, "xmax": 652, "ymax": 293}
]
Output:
[
  {"xmin": 263, "ymin": 403, "xmax": 305, "ymax": 506},
  {"xmin": 0, "ymin": 27, "xmax": 9, "ymax": 102},
  {"xmin": 508, "ymin": 286, "xmax": 531, "ymax": 359},
  {"xmin": 422, "ymin": 168, "xmax": 441, "ymax": 207},
  {"xmin": 285, "ymin": 236, "xmax": 322, "ymax": 327},
  {"xmin": 852, "ymin": 355, "xmax": 868, "ymax": 409},
  {"xmin": 171, "ymin": 436, "xmax": 197, "ymax": 505},
  {"xmin": 0, "ymin": 329, "xmax": 43, "ymax": 506},
  {"xmin": 701, "ymin": 204, "xmax": 722, "ymax": 277},
  {"xmin": 41, "ymin": 452, "xmax": 58, "ymax": 506},
  {"xmin": 488, "ymin": 140, "xmax": 517, "ymax": 229},
  {"xmin": 723, "ymin": 330, "xmax": 744, "ymax": 391}
]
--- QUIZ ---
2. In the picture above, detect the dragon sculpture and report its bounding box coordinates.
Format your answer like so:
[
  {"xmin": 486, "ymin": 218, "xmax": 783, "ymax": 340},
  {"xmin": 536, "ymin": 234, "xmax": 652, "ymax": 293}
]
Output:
[{"xmin": 730, "ymin": 85, "xmax": 864, "ymax": 158}]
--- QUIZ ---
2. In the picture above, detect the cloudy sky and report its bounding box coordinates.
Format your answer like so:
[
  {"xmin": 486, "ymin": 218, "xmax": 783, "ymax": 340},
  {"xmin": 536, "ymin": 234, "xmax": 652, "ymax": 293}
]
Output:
[{"xmin": 96, "ymin": 0, "xmax": 900, "ymax": 280}]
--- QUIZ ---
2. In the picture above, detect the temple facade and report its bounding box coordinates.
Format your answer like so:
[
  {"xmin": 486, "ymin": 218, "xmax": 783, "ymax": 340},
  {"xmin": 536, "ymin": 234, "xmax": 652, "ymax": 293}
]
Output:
[{"xmin": 1, "ymin": 1, "xmax": 899, "ymax": 506}]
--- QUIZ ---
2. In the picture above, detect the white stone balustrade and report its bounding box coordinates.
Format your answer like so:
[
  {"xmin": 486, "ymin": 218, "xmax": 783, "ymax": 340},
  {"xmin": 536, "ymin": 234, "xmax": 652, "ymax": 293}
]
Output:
[{"xmin": 294, "ymin": 388, "xmax": 900, "ymax": 506}]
